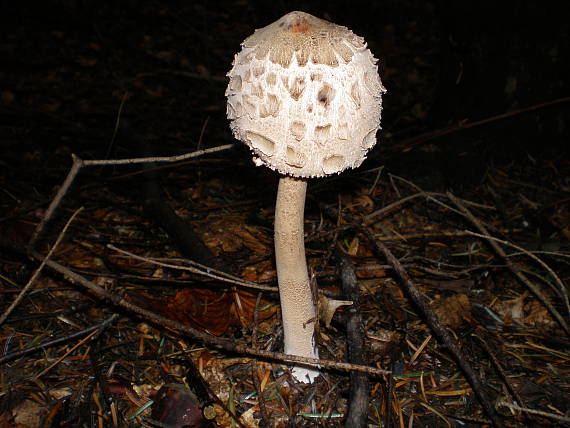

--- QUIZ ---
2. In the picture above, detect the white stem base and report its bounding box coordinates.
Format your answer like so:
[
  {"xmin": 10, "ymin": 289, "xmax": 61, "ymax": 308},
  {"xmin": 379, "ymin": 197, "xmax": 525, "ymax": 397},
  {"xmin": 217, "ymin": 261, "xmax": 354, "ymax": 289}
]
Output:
[{"xmin": 275, "ymin": 176, "xmax": 320, "ymax": 383}]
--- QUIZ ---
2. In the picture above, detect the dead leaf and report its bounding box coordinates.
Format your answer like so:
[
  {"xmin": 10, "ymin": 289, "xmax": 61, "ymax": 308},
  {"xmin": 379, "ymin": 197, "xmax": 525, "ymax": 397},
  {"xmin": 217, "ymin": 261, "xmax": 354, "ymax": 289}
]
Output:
[
  {"xmin": 318, "ymin": 295, "xmax": 352, "ymax": 327},
  {"xmin": 239, "ymin": 407, "xmax": 260, "ymax": 428},
  {"xmin": 205, "ymin": 217, "xmax": 270, "ymax": 255},
  {"xmin": 195, "ymin": 351, "xmax": 251, "ymax": 403},
  {"xmin": 167, "ymin": 288, "xmax": 234, "ymax": 335},
  {"xmin": 432, "ymin": 294, "xmax": 471, "ymax": 328},
  {"xmin": 523, "ymin": 300, "xmax": 556, "ymax": 327},
  {"xmin": 493, "ymin": 293, "xmax": 526, "ymax": 325},
  {"xmin": 368, "ymin": 329, "xmax": 401, "ymax": 356},
  {"xmin": 128, "ymin": 288, "xmax": 233, "ymax": 335},
  {"xmin": 355, "ymin": 265, "xmax": 387, "ymax": 279},
  {"xmin": 241, "ymin": 260, "xmax": 275, "ymax": 282},
  {"xmin": 0, "ymin": 412, "xmax": 13, "ymax": 428},
  {"xmin": 128, "ymin": 287, "xmax": 275, "ymax": 336},
  {"xmin": 232, "ymin": 288, "xmax": 276, "ymax": 327},
  {"xmin": 12, "ymin": 399, "xmax": 43, "ymax": 428}
]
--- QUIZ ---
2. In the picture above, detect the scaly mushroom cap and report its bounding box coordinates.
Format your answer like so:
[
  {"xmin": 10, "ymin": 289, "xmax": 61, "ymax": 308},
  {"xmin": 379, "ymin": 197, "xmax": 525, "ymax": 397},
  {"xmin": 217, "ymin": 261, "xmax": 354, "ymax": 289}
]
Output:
[{"xmin": 226, "ymin": 11, "xmax": 386, "ymax": 178}]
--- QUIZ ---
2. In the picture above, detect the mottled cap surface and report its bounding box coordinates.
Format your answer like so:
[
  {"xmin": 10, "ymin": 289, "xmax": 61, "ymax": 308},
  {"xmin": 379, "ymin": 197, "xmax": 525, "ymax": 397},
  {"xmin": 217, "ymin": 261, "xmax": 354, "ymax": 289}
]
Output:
[{"xmin": 226, "ymin": 11, "xmax": 386, "ymax": 178}]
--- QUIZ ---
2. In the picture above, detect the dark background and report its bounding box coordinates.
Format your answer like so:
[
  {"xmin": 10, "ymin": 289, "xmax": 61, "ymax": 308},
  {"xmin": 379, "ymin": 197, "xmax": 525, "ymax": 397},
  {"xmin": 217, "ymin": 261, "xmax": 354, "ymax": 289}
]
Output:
[{"xmin": 1, "ymin": 0, "xmax": 568, "ymax": 200}]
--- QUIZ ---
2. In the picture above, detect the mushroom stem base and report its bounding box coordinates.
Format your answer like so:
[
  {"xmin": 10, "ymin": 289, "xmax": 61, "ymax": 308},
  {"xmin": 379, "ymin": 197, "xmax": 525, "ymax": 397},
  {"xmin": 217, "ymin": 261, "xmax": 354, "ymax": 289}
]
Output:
[{"xmin": 275, "ymin": 176, "xmax": 319, "ymax": 383}]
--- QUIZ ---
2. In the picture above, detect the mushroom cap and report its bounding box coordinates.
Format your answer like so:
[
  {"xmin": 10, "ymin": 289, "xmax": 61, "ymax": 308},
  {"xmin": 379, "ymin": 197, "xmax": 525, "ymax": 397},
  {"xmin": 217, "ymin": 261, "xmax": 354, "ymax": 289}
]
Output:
[{"xmin": 226, "ymin": 11, "xmax": 386, "ymax": 178}]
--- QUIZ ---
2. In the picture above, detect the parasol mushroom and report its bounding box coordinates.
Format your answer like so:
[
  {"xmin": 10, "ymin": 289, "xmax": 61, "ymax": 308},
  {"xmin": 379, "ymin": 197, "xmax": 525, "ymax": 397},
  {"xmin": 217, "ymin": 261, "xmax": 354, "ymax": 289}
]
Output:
[{"xmin": 226, "ymin": 11, "xmax": 385, "ymax": 382}]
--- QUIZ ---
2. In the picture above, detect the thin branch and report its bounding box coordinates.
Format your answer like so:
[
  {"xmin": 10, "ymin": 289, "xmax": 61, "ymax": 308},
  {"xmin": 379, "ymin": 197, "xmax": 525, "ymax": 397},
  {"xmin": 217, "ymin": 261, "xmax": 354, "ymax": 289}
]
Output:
[
  {"xmin": 448, "ymin": 193, "xmax": 570, "ymax": 337},
  {"xmin": 472, "ymin": 335, "xmax": 527, "ymax": 410},
  {"xmin": 0, "ymin": 314, "xmax": 119, "ymax": 365},
  {"xmin": 30, "ymin": 252, "xmax": 391, "ymax": 379},
  {"xmin": 496, "ymin": 401, "xmax": 570, "ymax": 423},
  {"xmin": 394, "ymin": 96, "xmax": 570, "ymax": 151},
  {"xmin": 27, "ymin": 144, "xmax": 235, "ymax": 249},
  {"xmin": 108, "ymin": 244, "xmax": 277, "ymax": 292},
  {"xmin": 105, "ymin": 91, "xmax": 129, "ymax": 158},
  {"xmin": 365, "ymin": 175, "xmax": 495, "ymax": 224},
  {"xmin": 364, "ymin": 193, "xmax": 424, "ymax": 223},
  {"xmin": 28, "ymin": 156, "xmax": 84, "ymax": 248},
  {"xmin": 337, "ymin": 250, "xmax": 370, "ymax": 428},
  {"xmin": 465, "ymin": 231, "xmax": 568, "ymax": 305},
  {"xmin": 361, "ymin": 227, "xmax": 505, "ymax": 428},
  {"xmin": 1, "ymin": 207, "xmax": 84, "ymax": 327},
  {"xmin": 33, "ymin": 329, "xmax": 98, "ymax": 380},
  {"xmin": 83, "ymin": 143, "xmax": 234, "ymax": 166}
]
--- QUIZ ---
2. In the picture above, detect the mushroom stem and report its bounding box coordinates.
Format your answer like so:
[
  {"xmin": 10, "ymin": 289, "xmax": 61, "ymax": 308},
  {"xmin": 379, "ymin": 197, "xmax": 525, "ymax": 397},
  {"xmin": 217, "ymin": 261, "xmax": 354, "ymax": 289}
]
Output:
[{"xmin": 274, "ymin": 175, "xmax": 319, "ymax": 383}]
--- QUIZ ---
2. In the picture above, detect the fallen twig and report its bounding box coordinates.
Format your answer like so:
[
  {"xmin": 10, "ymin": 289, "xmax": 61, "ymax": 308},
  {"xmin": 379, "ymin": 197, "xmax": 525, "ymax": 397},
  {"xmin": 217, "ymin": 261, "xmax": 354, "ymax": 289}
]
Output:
[
  {"xmin": 108, "ymin": 244, "xmax": 277, "ymax": 292},
  {"xmin": 28, "ymin": 144, "xmax": 234, "ymax": 249},
  {"xmin": 448, "ymin": 193, "xmax": 570, "ymax": 337},
  {"xmin": 360, "ymin": 227, "xmax": 505, "ymax": 428},
  {"xmin": 394, "ymin": 96, "xmax": 570, "ymax": 152},
  {"xmin": 336, "ymin": 250, "xmax": 370, "ymax": 428},
  {"xmin": 0, "ymin": 314, "xmax": 119, "ymax": 365},
  {"xmin": 1, "ymin": 207, "xmax": 83, "ymax": 326},
  {"xmin": 30, "ymin": 251, "xmax": 391, "ymax": 379},
  {"xmin": 496, "ymin": 401, "xmax": 570, "ymax": 424},
  {"xmin": 472, "ymin": 334, "xmax": 530, "ymax": 424}
]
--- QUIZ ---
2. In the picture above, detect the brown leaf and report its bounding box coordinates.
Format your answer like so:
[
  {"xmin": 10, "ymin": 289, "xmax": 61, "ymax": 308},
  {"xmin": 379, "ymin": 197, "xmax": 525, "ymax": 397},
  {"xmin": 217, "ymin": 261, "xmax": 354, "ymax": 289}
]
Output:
[
  {"xmin": 231, "ymin": 288, "xmax": 276, "ymax": 327},
  {"xmin": 128, "ymin": 289, "xmax": 233, "ymax": 336},
  {"xmin": 128, "ymin": 287, "xmax": 275, "ymax": 336},
  {"xmin": 11, "ymin": 399, "xmax": 43, "ymax": 428},
  {"xmin": 523, "ymin": 300, "xmax": 556, "ymax": 327},
  {"xmin": 355, "ymin": 265, "xmax": 387, "ymax": 279},
  {"xmin": 493, "ymin": 293, "xmax": 526, "ymax": 325},
  {"xmin": 432, "ymin": 293, "xmax": 472, "ymax": 328},
  {"xmin": 0, "ymin": 412, "xmax": 14, "ymax": 428},
  {"xmin": 204, "ymin": 217, "xmax": 270, "ymax": 256},
  {"xmin": 241, "ymin": 260, "xmax": 275, "ymax": 282},
  {"xmin": 168, "ymin": 288, "xmax": 234, "ymax": 335}
]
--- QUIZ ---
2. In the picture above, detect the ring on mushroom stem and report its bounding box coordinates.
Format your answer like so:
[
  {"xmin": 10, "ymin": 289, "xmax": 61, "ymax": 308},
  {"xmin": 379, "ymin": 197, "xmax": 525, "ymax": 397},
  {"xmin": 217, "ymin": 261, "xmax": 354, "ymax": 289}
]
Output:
[{"xmin": 226, "ymin": 11, "xmax": 386, "ymax": 383}]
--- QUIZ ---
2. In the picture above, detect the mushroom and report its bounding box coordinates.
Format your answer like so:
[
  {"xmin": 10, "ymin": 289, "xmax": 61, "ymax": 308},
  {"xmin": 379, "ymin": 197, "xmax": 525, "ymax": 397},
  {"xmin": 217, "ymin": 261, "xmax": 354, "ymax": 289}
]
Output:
[{"xmin": 226, "ymin": 11, "xmax": 385, "ymax": 382}]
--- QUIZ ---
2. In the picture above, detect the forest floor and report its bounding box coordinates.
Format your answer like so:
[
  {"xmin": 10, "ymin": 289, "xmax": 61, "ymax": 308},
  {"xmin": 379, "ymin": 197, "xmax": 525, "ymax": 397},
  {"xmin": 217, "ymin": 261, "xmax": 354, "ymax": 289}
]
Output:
[{"xmin": 1, "ymin": 2, "xmax": 569, "ymax": 427}]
